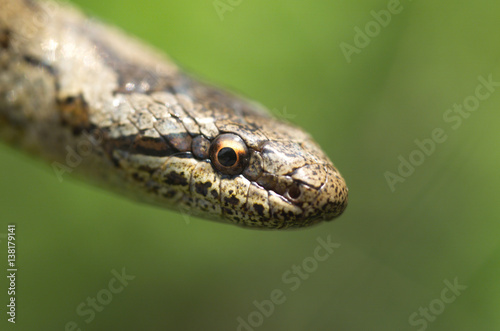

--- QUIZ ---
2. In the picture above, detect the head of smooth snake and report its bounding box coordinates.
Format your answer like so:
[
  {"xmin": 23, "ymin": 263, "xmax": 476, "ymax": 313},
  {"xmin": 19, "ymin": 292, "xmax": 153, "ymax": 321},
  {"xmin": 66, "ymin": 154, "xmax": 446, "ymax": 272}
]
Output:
[
  {"xmin": 107, "ymin": 83, "xmax": 349, "ymax": 229},
  {"xmin": 0, "ymin": 0, "xmax": 348, "ymax": 229}
]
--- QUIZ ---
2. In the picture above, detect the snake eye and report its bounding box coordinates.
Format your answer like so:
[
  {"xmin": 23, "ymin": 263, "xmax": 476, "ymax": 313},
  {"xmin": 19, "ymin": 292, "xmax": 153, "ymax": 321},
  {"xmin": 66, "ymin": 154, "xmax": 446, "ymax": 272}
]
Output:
[{"xmin": 210, "ymin": 134, "xmax": 249, "ymax": 175}]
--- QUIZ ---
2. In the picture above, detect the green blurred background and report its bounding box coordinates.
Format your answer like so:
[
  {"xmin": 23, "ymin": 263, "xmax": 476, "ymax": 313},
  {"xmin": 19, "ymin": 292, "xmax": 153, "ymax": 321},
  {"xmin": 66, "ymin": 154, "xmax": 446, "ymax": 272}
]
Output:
[{"xmin": 1, "ymin": 0, "xmax": 500, "ymax": 330}]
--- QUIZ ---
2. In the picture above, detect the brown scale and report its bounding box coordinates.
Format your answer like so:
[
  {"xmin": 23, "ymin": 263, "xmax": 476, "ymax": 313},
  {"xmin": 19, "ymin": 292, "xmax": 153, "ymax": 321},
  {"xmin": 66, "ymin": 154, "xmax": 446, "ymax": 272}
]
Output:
[
  {"xmin": 0, "ymin": 29, "xmax": 10, "ymax": 49},
  {"xmin": 153, "ymin": 117, "xmax": 192, "ymax": 152},
  {"xmin": 131, "ymin": 134, "xmax": 174, "ymax": 157},
  {"xmin": 191, "ymin": 135, "xmax": 210, "ymax": 159}
]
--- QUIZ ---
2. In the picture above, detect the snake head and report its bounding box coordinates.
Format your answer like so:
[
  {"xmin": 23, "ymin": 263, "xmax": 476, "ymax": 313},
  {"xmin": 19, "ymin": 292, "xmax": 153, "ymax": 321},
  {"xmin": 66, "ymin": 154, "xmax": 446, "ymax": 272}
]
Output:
[
  {"xmin": 107, "ymin": 90, "xmax": 348, "ymax": 229},
  {"xmin": 2, "ymin": 0, "xmax": 346, "ymax": 230},
  {"xmin": 119, "ymin": 94, "xmax": 350, "ymax": 229}
]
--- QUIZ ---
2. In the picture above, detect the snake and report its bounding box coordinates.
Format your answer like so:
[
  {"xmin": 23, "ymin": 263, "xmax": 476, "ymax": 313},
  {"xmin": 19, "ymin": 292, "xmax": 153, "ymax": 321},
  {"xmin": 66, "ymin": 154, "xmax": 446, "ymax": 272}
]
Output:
[{"xmin": 0, "ymin": 0, "xmax": 348, "ymax": 229}]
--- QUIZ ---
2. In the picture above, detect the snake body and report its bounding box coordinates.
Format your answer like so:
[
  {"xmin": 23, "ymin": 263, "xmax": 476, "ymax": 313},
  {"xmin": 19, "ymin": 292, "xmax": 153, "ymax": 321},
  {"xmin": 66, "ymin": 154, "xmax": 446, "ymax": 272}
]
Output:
[{"xmin": 0, "ymin": 0, "xmax": 348, "ymax": 229}]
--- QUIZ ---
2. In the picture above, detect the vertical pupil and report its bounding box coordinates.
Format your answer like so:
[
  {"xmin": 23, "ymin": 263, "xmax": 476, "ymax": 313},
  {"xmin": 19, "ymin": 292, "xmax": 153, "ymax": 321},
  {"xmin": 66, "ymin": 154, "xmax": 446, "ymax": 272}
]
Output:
[{"xmin": 218, "ymin": 147, "xmax": 237, "ymax": 167}]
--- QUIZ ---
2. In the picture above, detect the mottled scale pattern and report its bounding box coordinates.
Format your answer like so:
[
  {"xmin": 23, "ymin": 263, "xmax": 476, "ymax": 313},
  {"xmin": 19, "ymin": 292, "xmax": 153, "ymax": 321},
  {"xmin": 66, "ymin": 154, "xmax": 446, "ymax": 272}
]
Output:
[{"xmin": 0, "ymin": 0, "xmax": 348, "ymax": 229}]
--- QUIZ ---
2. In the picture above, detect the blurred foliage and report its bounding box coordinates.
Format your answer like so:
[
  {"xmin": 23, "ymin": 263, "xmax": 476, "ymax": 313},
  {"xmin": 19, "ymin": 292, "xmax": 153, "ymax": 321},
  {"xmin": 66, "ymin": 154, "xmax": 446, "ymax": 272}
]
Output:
[{"xmin": 1, "ymin": 0, "xmax": 500, "ymax": 330}]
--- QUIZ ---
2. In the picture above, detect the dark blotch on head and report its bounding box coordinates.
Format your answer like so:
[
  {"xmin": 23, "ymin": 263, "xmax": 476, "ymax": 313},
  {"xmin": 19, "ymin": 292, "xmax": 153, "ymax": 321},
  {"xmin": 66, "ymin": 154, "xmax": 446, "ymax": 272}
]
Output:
[
  {"xmin": 253, "ymin": 203, "xmax": 265, "ymax": 216},
  {"xmin": 224, "ymin": 195, "xmax": 240, "ymax": 206},
  {"xmin": 223, "ymin": 208, "xmax": 234, "ymax": 215},
  {"xmin": 164, "ymin": 172, "xmax": 188, "ymax": 186},
  {"xmin": 195, "ymin": 182, "xmax": 212, "ymax": 196}
]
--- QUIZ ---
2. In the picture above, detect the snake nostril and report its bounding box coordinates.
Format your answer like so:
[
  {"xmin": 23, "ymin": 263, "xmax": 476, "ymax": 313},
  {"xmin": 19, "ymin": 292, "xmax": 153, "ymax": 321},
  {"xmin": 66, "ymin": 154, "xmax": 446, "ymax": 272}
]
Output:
[{"xmin": 287, "ymin": 184, "xmax": 301, "ymax": 200}]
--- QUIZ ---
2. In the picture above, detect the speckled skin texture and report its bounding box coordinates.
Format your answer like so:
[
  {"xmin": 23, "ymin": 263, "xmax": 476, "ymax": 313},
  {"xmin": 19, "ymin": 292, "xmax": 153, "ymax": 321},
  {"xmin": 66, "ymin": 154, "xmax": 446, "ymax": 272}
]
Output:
[{"xmin": 0, "ymin": 0, "xmax": 348, "ymax": 229}]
